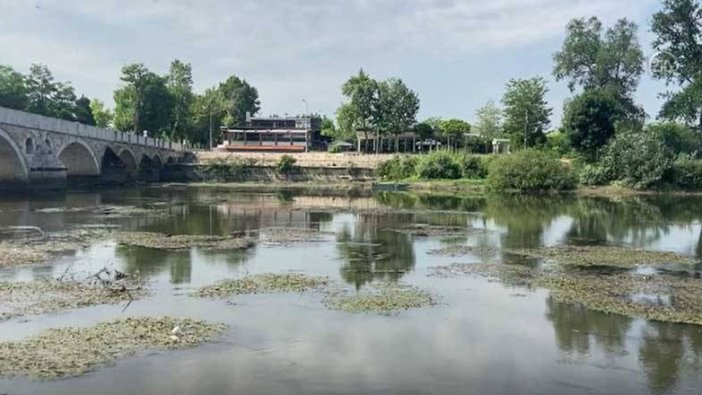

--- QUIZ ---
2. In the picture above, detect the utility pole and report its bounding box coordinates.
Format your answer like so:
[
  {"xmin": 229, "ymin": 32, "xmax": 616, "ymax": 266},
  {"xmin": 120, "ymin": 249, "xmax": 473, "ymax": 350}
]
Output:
[
  {"xmin": 302, "ymin": 98, "xmax": 309, "ymax": 115},
  {"xmin": 523, "ymin": 111, "xmax": 529, "ymax": 149},
  {"xmin": 209, "ymin": 112, "xmax": 213, "ymax": 151}
]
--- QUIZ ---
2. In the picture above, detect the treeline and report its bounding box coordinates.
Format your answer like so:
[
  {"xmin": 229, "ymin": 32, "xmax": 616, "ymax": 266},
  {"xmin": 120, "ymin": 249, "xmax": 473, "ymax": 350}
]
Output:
[
  {"xmin": 0, "ymin": 60, "xmax": 261, "ymax": 146},
  {"xmin": 375, "ymin": 0, "xmax": 702, "ymax": 191}
]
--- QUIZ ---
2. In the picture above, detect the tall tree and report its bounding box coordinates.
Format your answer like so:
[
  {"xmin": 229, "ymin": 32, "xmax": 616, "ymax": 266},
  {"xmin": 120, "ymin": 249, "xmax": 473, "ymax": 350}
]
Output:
[
  {"xmin": 25, "ymin": 64, "xmax": 58, "ymax": 117},
  {"xmin": 553, "ymin": 17, "xmax": 644, "ymax": 97},
  {"xmin": 74, "ymin": 95, "xmax": 95, "ymax": 125},
  {"xmin": 376, "ymin": 78, "xmax": 420, "ymax": 151},
  {"xmin": 90, "ymin": 99, "xmax": 113, "ymax": 128},
  {"xmin": 439, "ymin": 118, "xmax": 471, "ymax": 150},
  {"xmin": 218, "ymin": 75, "xmax": 260, "ymax": 127},
  {"xmin": 339, "ymin": 69, "xmax": 379, "ymax": 151},
  {"xmin": 502, "ymin": 77, "xmax": 552, "ymax": 148},
  {"xmin": 114, "ymin": 63, "xmax": 173, "ymax": 136},
  {"xmin": 0, "ymin": 65, "xmax": 28, "ymax": 110},
  {"xmin": 652, "ymin": 0, "xmax": 702, "ymax": 129},
  {"xmin": 563, "ymin": 88, "xmax": 625, "ymax": 161},
  {"xmin": 167, "ymin": 60, "xmax": 194, "ymax": 140},
  {"xmin": 192, "ymin": 87, "xmax": 227, "ymax": 147},
  {"xmin": 475, "ymin": 100, "xmax": 502, "ymax": 140}
]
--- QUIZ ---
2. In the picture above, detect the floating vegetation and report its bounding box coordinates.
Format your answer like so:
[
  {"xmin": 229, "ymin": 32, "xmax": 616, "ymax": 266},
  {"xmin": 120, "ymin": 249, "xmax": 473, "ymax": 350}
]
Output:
[
  {"xmin": 430, "ymin": 262, "xmax": 702, "ymax": 325},
  {"xmin": 429, "ymin": 263, "xmax": 538, "ymax": 287},
  {"xmin": 115, "ymin": 232, "xmax": 255, "ymax": 251},
  {"xmin": 34, "ymin": 205, "xmax": 172, "ymax": 218},
  {"xmin": 508, "ymin": 245, "xmax": 695, "ymax": 268},
  {"xmin": 258, "ymin": 227, "xmax": 334, "ymax": 245},
  {"xmin": 0, "ymin": 229, "xmax": 111, "ymax": 267},
  {"xmin": 391, "ymin": 224, "xmax": 474, "ymax": 237},
  {"xmin": 0, "ymin": 273, "xmax": 145, "ymax": 321},
  {"xmin": 0, "ymin": 317, "xmax": 226, "ymax": 379},
  {"xmin": 324, "ymin": 283, "xmax": 437, "ymax": 314},
  {"xmin": 427, "ymin": 244, "xmax": 499, "ymax": 257},
  {"xmin": 194, "ymin": 273, "xmax": 329, "ymax": 298}
]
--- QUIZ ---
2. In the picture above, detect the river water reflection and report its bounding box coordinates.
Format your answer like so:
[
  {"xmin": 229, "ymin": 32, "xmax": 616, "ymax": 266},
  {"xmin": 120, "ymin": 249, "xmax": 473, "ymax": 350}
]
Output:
[{"xmin": 1, "ymin": 186, "xmax": 702, "ymax": 394}]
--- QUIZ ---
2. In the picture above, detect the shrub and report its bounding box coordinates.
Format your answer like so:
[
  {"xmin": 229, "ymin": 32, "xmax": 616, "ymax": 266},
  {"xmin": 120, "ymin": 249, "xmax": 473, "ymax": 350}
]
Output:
[
  {"xmin": 669, "ymin": 155, "xmax": 702, "ymax": 190},
  {"xmin": 600, "ymin": 131, "xmax": 673, "ymax": 189},
  {"xmin": 578, "ymin": 163, "xmax": 611, "ymax": 186},
  {"xmin": 276, "ymin": 155, "xmax": 297, "ymax": 175},
  {"xmin": 647, "ymin": 122, "xmax": 701, "ymax": 156},
  {"xmin": 376, "ymin": 155, "xmax": 418, "ymax": 180},
  {"xmin": 457, "ymin": 154, "xmax": 489, "ymax": 179},
  {"xmin": 202, "ymin": 158, "xmax": 250, "ymax": 181},
  {"xmin": 487, "ymin": 149, "xmax": 577, "ymax": 192},
  {"xmin": 545, "ymin": 131, "xmax": 571, "ymax": 157},
  {"xmin": 416, "ymin": 150, "xmax": 462, "ymax": 179}
]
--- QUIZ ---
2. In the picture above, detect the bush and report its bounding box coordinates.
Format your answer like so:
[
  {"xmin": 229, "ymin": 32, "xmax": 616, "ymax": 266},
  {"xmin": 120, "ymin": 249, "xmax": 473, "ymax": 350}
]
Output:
[
  {"xmin": 416, "ymin": 151, "xmax": 462, "ymax": 179},
  {"xmin": 648, "ymin": 122, "xmax": 701, "ymax": 156},
  {"xmin": 487, "ymin": 149, "xmax": 577, "ymax": 192},
  {"xmin": 376, "ymin": 155, "xmax": 418, "ymax": 180},
  {"xmin": 546, "ymin": 131, "xmax": 571, "ymax": 157},
  {"xmin": 276, "ymin": 155, "xmax": 297, "ymax": 174},
  {"xmin": 600, "ymin": 131, "xmax": 673, "ymax": 189},
  {"xmin": 669, "ymin": 155, "xmax": 702, "ymax": 190},
  {"xmin": 578, "ymin": 163, "xmax": 611, "ymax": 186},
  {"xmin": 457, "ymin": 154, "xmax": 489, "ymax": 179}
]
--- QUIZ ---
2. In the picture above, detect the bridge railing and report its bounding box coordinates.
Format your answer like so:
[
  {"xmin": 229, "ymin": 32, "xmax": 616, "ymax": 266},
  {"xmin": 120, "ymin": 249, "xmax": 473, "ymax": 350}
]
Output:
[{"xmin": 0, "ymin": 106, "xmax": 185, "ymax": 151}]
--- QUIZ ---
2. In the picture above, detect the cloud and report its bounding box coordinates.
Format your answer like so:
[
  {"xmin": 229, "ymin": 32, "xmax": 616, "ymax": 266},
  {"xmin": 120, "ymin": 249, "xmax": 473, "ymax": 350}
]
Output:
[{"xmin": 0, "ymin": 0, "xmax": 658, "ymax": 118}]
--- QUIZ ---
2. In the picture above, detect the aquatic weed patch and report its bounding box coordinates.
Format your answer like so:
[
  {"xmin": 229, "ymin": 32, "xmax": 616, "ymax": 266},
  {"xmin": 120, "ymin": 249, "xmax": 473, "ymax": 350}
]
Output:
[
  {"xmin": 391, "ymin": 224, "xmax": 476, "ymax": 237},
  {"xmin": 0, "ymin": 317, "xmax": 226, "ymax": 379},
  {"xmin": 427, "ymin": 244, "xmax": 499, "ymax": 257},
  {"xmin": 0, "ymin": 277, "xmax": 146, "ymax": 321},
  {"xmin": 258, "ymin": 227, "xmax": 335, "ymax": 245},
  {"xmin": 508, "ymin": 245, "xmax": 695, "ymax": 268},
  {"xmin": 429, "ymin": 263, "xmax": 538, "ymax": 287},
  {"xmin": 0, "ymin": 229, "xmax": 111, "ymax": 267},
  {"xmin": 324, "ymin": 283, "xmax": 437, "ymax": 314},
  {"xmin": 115, "ymin": 232, "xmax": 255, "ymax": 251},
  {"xmin": 194, "ymin": 273, "xmax": 330, "ymax": 298}
]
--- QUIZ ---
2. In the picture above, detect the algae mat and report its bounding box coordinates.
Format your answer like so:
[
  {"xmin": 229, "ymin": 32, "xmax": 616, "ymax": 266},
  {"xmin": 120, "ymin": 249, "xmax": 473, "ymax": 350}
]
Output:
[{"xmin": 0, "ymin": 317, "xmax": 226, "ymax": 379}]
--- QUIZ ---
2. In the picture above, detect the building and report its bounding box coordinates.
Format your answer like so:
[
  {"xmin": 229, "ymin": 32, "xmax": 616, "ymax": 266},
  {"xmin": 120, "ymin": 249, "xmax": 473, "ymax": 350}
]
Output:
[{"xmin": 218, "ymin": 114, "xmax": 325, "ymax": 152}]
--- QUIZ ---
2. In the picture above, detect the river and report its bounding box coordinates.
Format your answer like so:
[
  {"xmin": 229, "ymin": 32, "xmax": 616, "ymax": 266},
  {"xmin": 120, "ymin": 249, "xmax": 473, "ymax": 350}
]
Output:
[{"xmin": 1, "ymin": 186, "xmax": 702, "ymax": 395}]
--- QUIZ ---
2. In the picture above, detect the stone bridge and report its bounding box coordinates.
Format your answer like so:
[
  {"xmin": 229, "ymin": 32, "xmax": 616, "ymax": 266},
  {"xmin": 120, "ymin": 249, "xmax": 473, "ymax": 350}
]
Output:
[{"xmin": 0, "ymin": 106, "xmax": 189, "ymax": 189}]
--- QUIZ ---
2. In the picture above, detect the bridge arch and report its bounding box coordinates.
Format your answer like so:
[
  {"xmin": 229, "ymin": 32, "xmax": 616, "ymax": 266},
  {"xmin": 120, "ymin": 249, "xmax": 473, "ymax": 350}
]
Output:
[
  {"xmin": 117, "ymin": 148, "xmax": 139, "ymax": 176},
  {"xmin": 57, "ymin": 139, "xmax": 101, "ymax": 176},
  {"xmin": 0, "ymin": 127, "xmax": 29, "ymax": 182}
]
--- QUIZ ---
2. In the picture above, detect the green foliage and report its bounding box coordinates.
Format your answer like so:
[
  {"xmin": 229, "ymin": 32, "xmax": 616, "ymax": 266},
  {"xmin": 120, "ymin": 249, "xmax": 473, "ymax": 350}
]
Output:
[
  {"xmin": 487, "ymin": 149, "xmax": 577, "ymax": 192},
  {"xmin": 90, "ymin": 99, "xmax": 113, "ymax": 128},
  {"xmin": 474, "ymin": 100, "xmax": 502, "ymax": 140},
  {"xmin": 166, "ymin": 60, "xmax": 194, "ymax": 141},
  {"xmin": 201, "ymin": 158, "xmax": 252, "ymax": 182},
  {"xmin": 502, "ymin": 77, "xmax": 552, "ymax": 149},
  {"xmin": 545, "ymin": 131, "xmax": 571, "ymax": 157},
  {"xmin": 73, "ymin": 96, "xmax": 95, "ymax": 125},
  {"xmin": 600, "ymin": 131, "xmax": 674, "ymax": 189},
  {"xmin": 0, "ymin": 65, "xmax": 28, "ymax": 110},
  {"xmin": 563, "ymin": 88, "xmax": 624, "ymax": 160},
  {"xmin": 553, "ymin": 17, "xmax": 644, "ymax": 96},
  {"xmin": 376, "ymin": 78, "xmax": 420, "ymax": 139},
  {"xmin": 191, "ymin": 87, "xmax": 227, "ymax": 147},
  {"xmin": 652, "ymin": 0, "xmax": 702, "ymax": 129},
  {"xmin": 413, "ymin": 122, "xmax": 435, "ymax": 140},
  {"xmin": 416, "ymin": 151, "xmax": 462, "ymax": 180},
  {"xmin": 341, "ymin": 69, "xmax": 378, "ymax": 132},
  {"xmin": 464, "ymin": 135, "xmax": 492, "ymax": 154},
  {"xmin": 218, "ymin": 75, "xmax": 260, "ymax": 127},
  {"xmin": 276, "ymin": 155, "xmax": 297, "ymax": 175},
  {"xmin": 376, "ymin": 155, "xmax": 418, "ymax": 180},
  {"xmin": 669, "ymin": 154, "xmax": 702, "ymax": 190},
  {"xmin": 647, "ymin": 122, "xmax": 701, "ymax": 155},
  {"xmin": 457, "ymin": 154, "xmax": 489, "ymax": 179},
  {"xmin": 114, "ymin": 63, "xmax": 174, "ymax": 136},
  {"xmin": 578, "ymin": 163, "xmax": 611, "ymax": 186}
]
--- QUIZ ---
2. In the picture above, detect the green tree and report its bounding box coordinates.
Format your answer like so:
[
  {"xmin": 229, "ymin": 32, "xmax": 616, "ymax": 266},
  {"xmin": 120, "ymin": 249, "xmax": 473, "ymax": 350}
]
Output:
[
  {"xmin": 475, "ymin": 100, "xmax": 502, "ymax": 140},
  {"xmin": 376, "ymin": 78, "xmax": 420, "ymax": 151},
  {"xmin": 554, "ymin": 17, "xmax": 644, "ymax": 97},
  {"xmin": 74, "ymin": 95, "xmax": 95, "ymax": 125},
  {"xmin": 502, "ymin": 77, "xmax": 552, "ymax": 148},
  {"xmin": 192, "ymin": 87, "xmax": 227, "ymax": 147},
  {"xmin": 563, "ymin": 88, "xmax": 625, "ymax": 161},
  {"xmin": 114, "ymin": 63, "xmax": 173, "ymax": 136},
  {"xmin": 25, "ymin": 64, "xmax": 59, "ymax": 117},
  {"xmin": 341, "ymin": 69, "xmax": 378, "ymax": 132},
  {"xmin": 413, "ymin": 121, "xmax": 435, "ymax": 141},
  {"xmin": 652, "ymin": 0, "xmax": 702, "ymax": 129},
  {"xmin": 0, "ymin": 65, "xmax": 28, "ymax": 110},
  {"xmin": 439, "ymin": 118, "xmax": 471, "ymax": 150},
  {"xmin": 218, "ymin": 75, "xmax": 260, "ymax": 127},
  {"xmin": 335, "ymin": 102, "xmax": 358, "ymax": 140},
  {"xmin": 166, "ymin": 59, "xmax": 194, "ymax": 141},
  {"xmin": 90, "ymin": 99, "xmax": 113, "ymax": 128}
]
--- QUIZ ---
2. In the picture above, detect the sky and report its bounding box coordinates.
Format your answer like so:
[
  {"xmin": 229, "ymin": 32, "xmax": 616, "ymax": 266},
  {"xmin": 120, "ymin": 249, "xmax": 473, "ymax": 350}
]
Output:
[{"xmin": 0, "ymin": 0, "xmax": 669, "ymax": 125}]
